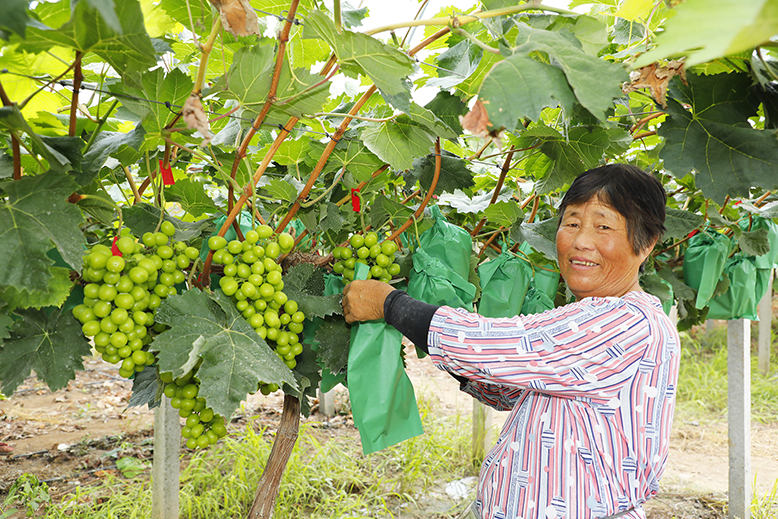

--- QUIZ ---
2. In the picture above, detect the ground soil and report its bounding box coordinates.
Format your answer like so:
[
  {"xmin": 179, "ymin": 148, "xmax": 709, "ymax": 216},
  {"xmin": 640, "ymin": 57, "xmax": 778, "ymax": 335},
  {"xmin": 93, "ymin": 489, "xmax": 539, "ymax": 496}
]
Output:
[{"xmin": 1, "ymin": 348, "xmax": 777, "ymax": 518}]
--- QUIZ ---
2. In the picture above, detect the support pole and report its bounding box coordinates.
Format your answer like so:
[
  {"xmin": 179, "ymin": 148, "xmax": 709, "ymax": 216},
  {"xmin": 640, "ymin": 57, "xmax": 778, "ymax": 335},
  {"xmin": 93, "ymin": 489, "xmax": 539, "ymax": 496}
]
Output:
[
  {"xmin": 152, "ymin": 397, "xmax": 180, "ymax": 519},
  {"xmin": 727, "ymin": 319, "xmax": 751, "ymax": 519},
  {"xmin": 318, "ymin": 388, "xmax": 335, "ymax": 417},
  {"xmin": 472, "ymin": 400, "xmax": 492, "ymax": 465},
  {"xmin": 757, "ymin": 270, "xmax": 773, "ymax": 376}
]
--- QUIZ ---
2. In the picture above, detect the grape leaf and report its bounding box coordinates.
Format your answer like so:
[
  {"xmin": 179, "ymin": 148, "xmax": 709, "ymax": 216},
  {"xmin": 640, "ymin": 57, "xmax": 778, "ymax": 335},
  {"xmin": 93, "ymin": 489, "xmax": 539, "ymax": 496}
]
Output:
[
  {"xmin": 368, "ymin": 195, "xmax": 414, "ymax": 230},
  {"xmin": 404, "ymin": 103, "xmax": 458, "ymax": 140},
  {"xmin": 657, "ymin": 267, "xmax": 695, "ymax": 302},
  {"xmin": 510, "ymin": 216, "xmax": 559, "ymax": 261},
  {"xmin": 262, "ymin": 177, "xmax": 300, "ymax": 203},
  {"xmin": 150, "ymin": 289, "xmax": 297, "ymax": 420},
  {"xmin": 479, "ymin": 53, "xmax": 575, "ymax": 131},
  {"xmin": 406, "ymin": 152, "xmax": 475, "ymax": 195},
  {"xmin": 123, "ymin": 203, "xmax": 211, "ymax": 242},
  {"xmin": 633, "ymin": 0, "xmax": 777, "ymax": 68},
  {"xmin": 427, "ymin": 40, "xmax": 483, "ymax": 90},
  {"xmin": 318, "ymin": 202, "xmax": 345, "ymax": 235},
  {"xmin": 127, "ymin": 365, "xmax": 161, "ymax": 410},
  {"xmin": 314, "ymin": 317, "xmax": 351, "ymax": 375},
  {"xmin": 304, "ymin": 10, "xmax": 415, "ymax": 111},
  {"xmin": 283, "ymin": 264, "xmax": 342, "ymax": 319},
  {"xmin": 738, "ymin": 228, "xmax": 771, "ymax": 257},
  {"xmin": 659, "ymin": 73, "xmax": 778, "ymax": 204},
  {"xmin": 81, "ymin": 126, "xmax": 146, "ymax": 186},
  {"xmin": 0, "ymin": 171, "xmax": 86, "ymax": 297},
  {"xmin": 0, "ymin": 267, "xmax": 73, "ymax": 312},
  {"xmin": 511, "ymin": 22, "xmax": 628, "ymax": 121},
  {"xmin": 22, "ymin": 0, "xmax": 156, "ymax": 87},
  {"xmin": 0, "ymin": 106, "xmax": 73, "ymax": 173},
  {"xmin": 360, "ymin": 118, "xmax": 435, "ymax": 171},
  {"xmin": 425, "ymin": 90, "xmax": 468, "ymax": 136},
  {"xmin": 164, "ymin": 178, "xmax": 219, "ymax": 218},
  {"xmin": 437, "ymin": 189, "xmax": 513, "ymax": 214},
  {"xmin": 0, "ymin": 308, "xmax": 92, "ymax": 395},
  {"xmin": 1, "ymin": 0, "xmax": 29, "ymax": 39},
  {"xmin": 327, "ymin": 139, "xmax": 386, "ymax": 182},
  {"xmin": 483, "ymin": 200, "xmax": 524, "ymax": 228},
  {"xmin": 663, "ymin": 209, "xmax": 705, "ymax": 240},
  {"xmin": 286, "ymin": 343, "xmax": 322, "ymax": 418}
]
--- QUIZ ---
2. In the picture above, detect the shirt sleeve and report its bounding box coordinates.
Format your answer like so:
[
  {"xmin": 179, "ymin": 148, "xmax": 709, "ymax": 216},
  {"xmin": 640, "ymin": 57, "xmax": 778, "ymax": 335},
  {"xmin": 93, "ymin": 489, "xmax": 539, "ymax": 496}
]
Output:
[{"xmin": 427, "ymin": 295, "xmax": 656, "ymax": 403}]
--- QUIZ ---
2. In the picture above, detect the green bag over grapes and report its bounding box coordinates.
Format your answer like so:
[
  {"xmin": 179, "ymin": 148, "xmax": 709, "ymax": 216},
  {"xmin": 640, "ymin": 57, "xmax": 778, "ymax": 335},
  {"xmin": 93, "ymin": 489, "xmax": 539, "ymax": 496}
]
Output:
[
  {"xmin": 520, "ymin": 280, "xmax": 555, "ymax": 316},
  {"xmin": 347, "ymin": 263, "xmax": 423, "ymax": 455},
  {"xmin": 417, "ymin": 205, "xmax": 473, "ymax": 281},
  {"xmin": 682, "ymin": 230, "xmax": 733, "ymax": 309},
  {"xmin": 706, "ymin": 253, "xmax": 759, "ymax": 320},
  {"xmin": 477, "ymin": 247, "xmax": 533, "ymax": 318}
]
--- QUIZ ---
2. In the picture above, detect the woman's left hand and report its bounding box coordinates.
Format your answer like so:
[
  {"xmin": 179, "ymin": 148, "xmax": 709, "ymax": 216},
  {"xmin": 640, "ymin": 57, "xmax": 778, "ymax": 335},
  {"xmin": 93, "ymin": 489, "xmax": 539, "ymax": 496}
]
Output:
[{"xmin": 342, "ymin": 280, "xmax": 396, "ymax": 323}]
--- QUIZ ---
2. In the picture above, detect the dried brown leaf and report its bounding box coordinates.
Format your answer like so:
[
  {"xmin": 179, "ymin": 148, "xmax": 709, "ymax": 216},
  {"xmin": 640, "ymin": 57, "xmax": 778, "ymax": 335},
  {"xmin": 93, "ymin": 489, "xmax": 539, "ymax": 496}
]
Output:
[
  {"xmin": 208, "ymin": 0, "xmax": 261, "ymax": 37},
  {"xmin": 623, "ymin": 60, "xmax": 686, "ymax": 108},
  {"xmin": 182, "ymin": 94, "xmax": 213, "ymax": 146}
]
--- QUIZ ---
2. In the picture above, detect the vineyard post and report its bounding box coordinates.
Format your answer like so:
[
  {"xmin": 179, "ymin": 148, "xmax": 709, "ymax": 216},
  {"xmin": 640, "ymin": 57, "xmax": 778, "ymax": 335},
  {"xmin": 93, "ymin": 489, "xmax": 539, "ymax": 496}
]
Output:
[
  {"xmin": 151, "ymin": 398, "xmax": 180, "ymax": 519},
  {"xmin": 757, "ymin": 269, "xmax": 773, "ymax": 375},
  {"xmin": 318, "ymin": 388, "xmax": 335, "ymax": 417},
  {"xmin": 727, "ymin": 318, "xmax": 752, "ymax": 519}
]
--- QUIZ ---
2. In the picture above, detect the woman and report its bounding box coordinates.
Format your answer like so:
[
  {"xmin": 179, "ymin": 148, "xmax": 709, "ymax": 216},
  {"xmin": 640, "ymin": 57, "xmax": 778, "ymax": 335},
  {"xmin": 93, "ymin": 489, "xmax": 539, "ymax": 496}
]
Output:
[{"xmin": 342, "ymin": 164, "xmax": 680, "ymax": 519}]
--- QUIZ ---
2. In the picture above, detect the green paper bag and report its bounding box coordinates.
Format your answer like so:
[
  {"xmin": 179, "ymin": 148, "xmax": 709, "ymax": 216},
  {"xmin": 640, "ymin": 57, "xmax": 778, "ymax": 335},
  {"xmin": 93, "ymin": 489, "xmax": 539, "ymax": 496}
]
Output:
[
  {"xmin": 418, "ymin": 205, "xmax": 473, "ymax": 280},
  {"xmin": 520, "ymin": 281, "xmax": 555, "ymax": 315},
  {"xmin": 682, "ymin": 231, "xmax": 733, "ymax": 309},
  {"xmin": 348, "ymin": 263, "xmax": 424, "ymax": 454},
  {"xmin": 740, "ymin": 216, "xmax": 778, "ymax": 269},
  {"xmin": 407, "ymin": 248, "xmax": 476, "ymax": 309},
  {"xmin": 516, "ymin": 242, "xmax": 560, "ymax": 300},
  {"xmin": 755, "ymin": 268, "xmax": 772, "ymax": 309},
  {"xmin": 706, "ymin": 254, "xmax": 759, "ymax": 320},
  {"xmin": 477, "ymin": 249, "xmax": 533, "ymax": 318}
]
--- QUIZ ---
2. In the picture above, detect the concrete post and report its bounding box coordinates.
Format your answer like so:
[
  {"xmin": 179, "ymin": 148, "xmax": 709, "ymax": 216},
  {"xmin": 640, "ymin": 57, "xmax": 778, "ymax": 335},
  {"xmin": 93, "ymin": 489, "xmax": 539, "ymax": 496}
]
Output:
[
  {"xmin": 727, "ymin": 319, "xmax": 751, "ymax": 519},
  {"xmin": 472, "ymin": 400, "xmax": 492, "ymax": 464},
  {"xmin": 318, "ymin": 388, "xmax": 335, "ymax": 417},
  {"xmin": 757, "ymin": 270, "xmax": 773, "ymax": 376},
  {"xmin": 152, "ymin": 397, "xmax": 180, "ymax": 519}
]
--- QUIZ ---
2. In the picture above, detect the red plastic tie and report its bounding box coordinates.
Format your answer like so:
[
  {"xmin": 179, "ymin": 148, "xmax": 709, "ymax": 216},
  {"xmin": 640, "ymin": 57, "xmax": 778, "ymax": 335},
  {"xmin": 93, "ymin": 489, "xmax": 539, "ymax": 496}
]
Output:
[
  {"xmin": 111, "ymin": 235, "xmax": 122, "ymax": 256},
  {"xmin": 159, "ymin": 159, "xmax": 175, "ymax": 186},
  {"xmin": 351, "ymin": 188, "xmax": 361, "ymax": 212}
]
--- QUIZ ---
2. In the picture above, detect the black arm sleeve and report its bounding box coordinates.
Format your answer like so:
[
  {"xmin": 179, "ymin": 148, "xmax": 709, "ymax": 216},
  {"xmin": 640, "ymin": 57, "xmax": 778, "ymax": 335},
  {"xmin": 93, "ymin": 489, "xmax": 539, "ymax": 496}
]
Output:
[{"xmin": 382, "ymin": 290, "xmax": 439, "ymax": 354}]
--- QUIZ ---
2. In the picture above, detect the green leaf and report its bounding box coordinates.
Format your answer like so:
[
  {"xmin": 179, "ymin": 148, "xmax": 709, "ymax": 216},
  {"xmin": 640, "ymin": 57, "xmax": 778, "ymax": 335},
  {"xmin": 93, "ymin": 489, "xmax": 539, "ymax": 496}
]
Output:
[
  {"xmin": 80, "ymin": 0, "xmax": 122, "ymax": 33},
  {"xmin": 314, "ymin": 317, "xmax": 351, "ymax": 375},
  {"xmin": 368, "ymin": 195, "xmax": 414, "ymax": 229},
  {"xmin": 511, "ymin": 23, "xmax": 628, "ymax": 121},
  {"xmin": 406, "ymin": 152, "xmax": 475, "ymax": 195},
  {"xmin": 164, "ymin": 178, "xmax": 219, "ymax": 218},
  {"xmin": 116, "ymin": 457, "xmax": 148, "ymax": 478},
  {"xmin": 663, "ymin": 208, "xmax": 705, "ymax": 239},
  {"xmin": 1, "ymin": 0, "xmax": 29, "ymax": 39},
  {"xmin": 342, "ymin": 3, "xmax": 368, "ymax": 28},
  {"xmin": 110, "ymin": 69, "xmax": 193, "ymax": 145},
  {"xmin": 510, "ymin": 216, "xmax": 558, "ymax": 261},
  {"xmin": 76, "ymin": 183, "xmax": 116, "ymax": 225},
  {"xmin": 659, "ymin": 73, "xmax": 778, "ymax": 204},
  {"xmin": 282, "ymin": 264, "xmax": 342, "ymax": 320},
  {"xmin": 437, "ymin": 189, "xmax": 514, "ymax": 214},
  {"xmin": 633, "ymin": 0, "xmax": 778, "ymax": 68},
  {"xmin": 479, "ymin": 54, "xmax": 575, "ymax": 130},
  {"xmin": 640, "ymin": 271, "xmax": 673, "ymax": 304},
  {"xmin": 360, "ymin": 120, "xmax": 434, "ymax": 171},
  {"xmin": 328, "ymin": 139, "xmax": 385, "ymax": 182},
  {"xmin": 287, "ymin": 343, "xmax": 321, "ymax": 417},
  {"xmin": 0, "ymin": 267, "xmax": 73, "ymax": 311},
  {"xmin": 261, "ymin": 176, "xmax": 300, "ymax": 203},
  {"xmin": 0, "ymin": 171, "xmax": 86, "ymax": 296},
  {"xmin": 0, "ymin": 106, "xmax": 73, "ymax": 173},
  {"xmin": 424, "ymin": 90, "xmax": 468, "ymax": 136},
  {"xmin": 428, "ymin": 40, "xmax": 483, "ymax": 89},
  {"xmin": 123, "ymin": 203, "xmax": 211, "ymax": 242},
  {"xmin": 81, "ymin": 126, "xmax": 146, "ymax": 185},
  {"xmin": 657, "ymin": 267, "xmax": 695, "ymax": 302},
  {"xmin": 739, "ymin": 227, "xmax": 771, "ymax": 257},
  {"xmin": 404, "ymin": 103, "xmax": 458, "ymax": 140},
  {"xmin": 150, "ymin": 289, "xmax": 297, "ymax": 420},
  {"xmin": 483, "ymin": 200, "xmax": 524, "ymax": 227},
  {"xmin": 304, "ymin": 10, "xmax": 415, "ymax": 111},
  {"xmin": 23, "ymin": 0, "xmax": 156, "ymax": 87},
  {"xmin": 318, "ymin": 202, "xmax": 345, "ymax": 234},
  {"xmin": 0, "ymin": 308, "xmax": 92, "ymax": 395},
  {"xmin": 127, "ymin": 365, "xmax": 161, "ymax": 410},
  {"xmin": 612, "ymin": 17, "xmax": 646, "ymax": 46}
]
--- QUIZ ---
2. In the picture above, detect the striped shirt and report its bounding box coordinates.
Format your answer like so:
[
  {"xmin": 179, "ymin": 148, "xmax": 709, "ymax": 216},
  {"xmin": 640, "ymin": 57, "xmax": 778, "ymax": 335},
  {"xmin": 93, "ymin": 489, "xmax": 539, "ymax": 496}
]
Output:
[{"xmin": 427, "ymin": 291, "xmax": 680, "ymax": 519}]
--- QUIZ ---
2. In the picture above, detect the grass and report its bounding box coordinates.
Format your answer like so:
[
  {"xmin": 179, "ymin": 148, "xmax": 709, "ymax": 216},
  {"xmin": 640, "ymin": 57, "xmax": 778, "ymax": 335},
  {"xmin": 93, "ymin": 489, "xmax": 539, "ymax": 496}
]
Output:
[
  {"xmin": 39, "ymin": 398, "xmax": 474, "ymax": 518},
  {"xmin": 675, "ymin": 322, "xmax": 778, "ymax": 424}
]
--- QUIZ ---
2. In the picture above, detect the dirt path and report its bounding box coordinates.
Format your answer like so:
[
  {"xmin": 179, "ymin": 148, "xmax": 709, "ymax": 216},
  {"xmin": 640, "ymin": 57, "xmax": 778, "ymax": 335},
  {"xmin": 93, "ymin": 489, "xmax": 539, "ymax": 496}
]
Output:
[{"xmin": 1, "ymin": 350, "xmax": 777, "ymax": 518}]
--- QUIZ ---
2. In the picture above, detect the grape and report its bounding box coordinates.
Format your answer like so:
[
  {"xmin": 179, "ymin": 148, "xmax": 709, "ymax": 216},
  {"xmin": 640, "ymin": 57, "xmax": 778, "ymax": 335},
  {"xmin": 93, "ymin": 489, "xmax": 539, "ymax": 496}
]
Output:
[{"xmin": 331, "ymin": 235, "xmax": 401, "ymax": 284}]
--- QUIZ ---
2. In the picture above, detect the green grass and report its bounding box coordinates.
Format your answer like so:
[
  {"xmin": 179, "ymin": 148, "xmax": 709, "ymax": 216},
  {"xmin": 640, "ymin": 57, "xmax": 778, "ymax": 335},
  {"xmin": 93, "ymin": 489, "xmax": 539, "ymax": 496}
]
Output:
[
  {"xmin": 675, "ymin": 322, "xmax": 778, "ymax": 424},
  {"xmin": 40, "ymin": 398, "xmax": 474, "ymax": 518}
]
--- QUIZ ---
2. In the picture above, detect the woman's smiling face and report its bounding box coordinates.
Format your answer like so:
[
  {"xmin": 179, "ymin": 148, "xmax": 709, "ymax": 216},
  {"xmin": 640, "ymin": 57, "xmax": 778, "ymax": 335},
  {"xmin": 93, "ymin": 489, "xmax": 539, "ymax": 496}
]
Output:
[{"xmin": 556, "ymin": 197, "xmax": 653, "ymax": 300}]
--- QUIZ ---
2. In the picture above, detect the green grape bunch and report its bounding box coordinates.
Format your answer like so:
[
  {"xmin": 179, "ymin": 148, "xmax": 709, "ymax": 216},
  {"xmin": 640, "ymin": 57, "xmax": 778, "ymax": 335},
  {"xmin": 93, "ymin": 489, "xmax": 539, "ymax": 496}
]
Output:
[
  {"xmin": 331, "ymin": 231, "xmax": 400, "ymax": 282},
  {"xmin": 159, "ymin": 369, "xmax": 228, "ymax": 449},
  {"xmin": 208, "ymin": 225, "xmax": 305, "ymax": 394},
  {"xmin": 72, "ymin": 221, "xmax": 198, "ymax": 379}
]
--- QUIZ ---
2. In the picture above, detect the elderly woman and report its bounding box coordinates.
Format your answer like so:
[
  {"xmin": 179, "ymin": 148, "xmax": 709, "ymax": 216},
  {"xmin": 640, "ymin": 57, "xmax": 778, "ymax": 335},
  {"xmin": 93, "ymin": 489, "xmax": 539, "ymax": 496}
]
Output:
[{"xmin": 342, "ymin": 163, "xmax": 680, "ymax": 519}]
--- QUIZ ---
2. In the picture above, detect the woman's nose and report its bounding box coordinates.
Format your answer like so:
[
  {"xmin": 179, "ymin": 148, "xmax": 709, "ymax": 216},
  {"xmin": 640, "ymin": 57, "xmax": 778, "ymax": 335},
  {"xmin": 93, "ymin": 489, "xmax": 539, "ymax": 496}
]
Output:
[{"xmin": 571, "ymin": 227, "xmax": 596, "ymax": 250}]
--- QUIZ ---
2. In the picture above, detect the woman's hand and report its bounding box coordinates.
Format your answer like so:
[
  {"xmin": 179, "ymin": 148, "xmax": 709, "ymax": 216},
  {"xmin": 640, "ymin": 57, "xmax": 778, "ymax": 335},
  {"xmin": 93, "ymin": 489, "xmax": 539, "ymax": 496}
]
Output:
[{"xmin": 342, "ymin": 280, "xmax": 396, "ymax": 323}]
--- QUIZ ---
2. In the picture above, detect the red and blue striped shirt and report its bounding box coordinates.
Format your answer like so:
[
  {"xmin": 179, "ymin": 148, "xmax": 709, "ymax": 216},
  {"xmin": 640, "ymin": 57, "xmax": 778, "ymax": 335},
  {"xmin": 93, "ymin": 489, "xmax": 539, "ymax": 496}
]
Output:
[{"xmin": 427, "ymin": 291, "xmax": 680, "ymax": 519}]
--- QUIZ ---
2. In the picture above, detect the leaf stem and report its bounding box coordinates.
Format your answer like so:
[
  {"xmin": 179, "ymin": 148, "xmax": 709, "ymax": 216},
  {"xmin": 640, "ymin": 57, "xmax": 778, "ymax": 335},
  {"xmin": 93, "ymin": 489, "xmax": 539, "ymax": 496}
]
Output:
[
  {"xmin": 314, "ymin": 112, "xmax": 399, "ymax": 123},
  {"xmin": 471, "ymin": 145, "xmax": 516, "ymax": 236},
  {"xmin": 69, "ymin": 52, "xmax": 83, "ymax": 138},
  {"xmin": 452, "ymin": 27, "xmax": 500, "ymax": 54}
]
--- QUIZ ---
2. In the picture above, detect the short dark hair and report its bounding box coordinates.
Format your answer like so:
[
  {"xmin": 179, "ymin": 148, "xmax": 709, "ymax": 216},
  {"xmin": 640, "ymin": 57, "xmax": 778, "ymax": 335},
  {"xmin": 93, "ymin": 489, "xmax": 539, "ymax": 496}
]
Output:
[{"xmin": 558, "ymin": 164, "xmax": 666, "ymax": 255}]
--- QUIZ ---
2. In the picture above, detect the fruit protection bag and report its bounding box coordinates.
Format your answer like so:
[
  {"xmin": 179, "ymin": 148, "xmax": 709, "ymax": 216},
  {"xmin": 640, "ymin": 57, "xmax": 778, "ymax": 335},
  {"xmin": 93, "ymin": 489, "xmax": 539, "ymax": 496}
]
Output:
[
  {"xmin": 407, "ymin": 248, "xmax": 477, "ymax": 310},
  {"xmin": 477, "ymin": 248, "xmax": 533, "ymax": 318},
  {"xmin": 517, "ymin": 242, "xmax": 560, "ymax": 300},
  {"xmin": 417, "ymin": 205, "xmax": 473, "ymax": 281},
  {"xmin": 706, "ymin": 253, "xmax": 759, "ymax": 320},
  {"xmin": 520, "ymin": 281, "xmax": 555, "ymax": 316},
  {"xmin": 347, "ymin": 263, "xmax": 423, "ymax": 454},
  {"xmin": 682, "ymin": 231, "xmax": 732, "ymax": 309}
]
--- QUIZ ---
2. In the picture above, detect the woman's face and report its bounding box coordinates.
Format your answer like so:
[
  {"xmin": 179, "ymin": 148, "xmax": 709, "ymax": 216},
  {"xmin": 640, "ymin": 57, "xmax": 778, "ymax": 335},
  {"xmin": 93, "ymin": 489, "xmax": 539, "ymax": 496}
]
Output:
[{"xmin": 556, "ymin": 197, "xmax": 652, "ymax": 300}]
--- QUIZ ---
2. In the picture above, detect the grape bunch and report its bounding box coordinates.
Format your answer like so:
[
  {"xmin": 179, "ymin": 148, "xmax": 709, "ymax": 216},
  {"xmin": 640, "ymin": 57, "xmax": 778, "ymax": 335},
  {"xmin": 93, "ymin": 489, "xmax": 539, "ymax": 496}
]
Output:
[
  {"xmin": 331, "ymin": 231, "xmax": 400, "ymax": 282},
  {"xmin": 209, "ymin": 225, "xmax": 305, "ymax": 386},
  {"xmin": 72, "ymin": 221, "xmax": 197, "ymax": 379},
  {"xmin": 159, "ymin": 369, "xmax": 228, "ymax": 449}
]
